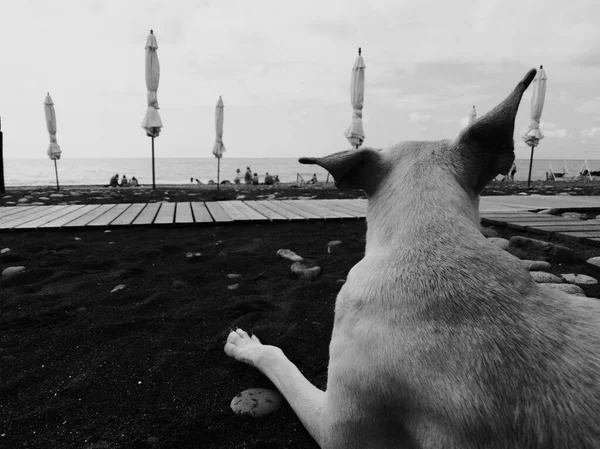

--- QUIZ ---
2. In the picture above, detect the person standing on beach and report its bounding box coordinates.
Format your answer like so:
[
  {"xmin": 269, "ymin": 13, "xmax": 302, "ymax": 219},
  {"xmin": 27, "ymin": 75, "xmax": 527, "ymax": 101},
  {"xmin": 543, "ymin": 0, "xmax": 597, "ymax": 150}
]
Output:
[
  {"xmin": 244, "ymin": 167, "xmax": 252, "ymax": 185},
  {"xmin": 234, "ymin": 168, "xmax": 241, "ymax": 185}
]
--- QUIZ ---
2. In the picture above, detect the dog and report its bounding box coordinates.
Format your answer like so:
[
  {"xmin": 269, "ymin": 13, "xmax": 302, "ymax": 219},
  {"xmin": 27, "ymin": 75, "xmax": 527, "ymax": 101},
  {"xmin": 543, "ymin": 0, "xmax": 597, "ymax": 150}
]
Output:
[{"xmin": 225, "ymin": 68, "xmax": 600, "ymax": 448}]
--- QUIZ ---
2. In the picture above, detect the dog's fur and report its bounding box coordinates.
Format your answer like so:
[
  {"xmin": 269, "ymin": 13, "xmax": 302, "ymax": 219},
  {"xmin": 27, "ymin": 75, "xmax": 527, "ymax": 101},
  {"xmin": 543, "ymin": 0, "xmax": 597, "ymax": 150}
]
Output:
[{"xmin": 225, "ymin": 69, "xmax": 600, "ymax": 448}]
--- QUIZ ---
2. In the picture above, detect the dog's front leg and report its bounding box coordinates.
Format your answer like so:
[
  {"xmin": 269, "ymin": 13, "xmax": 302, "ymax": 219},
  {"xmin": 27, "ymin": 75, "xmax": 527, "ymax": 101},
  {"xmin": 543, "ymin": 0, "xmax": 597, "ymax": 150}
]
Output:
[{"xmin": 225, "ymin": 329, "xmax": 326, "ymax": 447}]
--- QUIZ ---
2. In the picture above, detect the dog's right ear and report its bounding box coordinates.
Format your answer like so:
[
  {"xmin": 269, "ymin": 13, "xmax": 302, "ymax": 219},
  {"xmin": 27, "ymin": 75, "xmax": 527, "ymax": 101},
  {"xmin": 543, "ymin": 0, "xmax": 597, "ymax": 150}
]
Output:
[{"xmin": 299, "ymin": 148, "xmax": 385, "ymax": 194}]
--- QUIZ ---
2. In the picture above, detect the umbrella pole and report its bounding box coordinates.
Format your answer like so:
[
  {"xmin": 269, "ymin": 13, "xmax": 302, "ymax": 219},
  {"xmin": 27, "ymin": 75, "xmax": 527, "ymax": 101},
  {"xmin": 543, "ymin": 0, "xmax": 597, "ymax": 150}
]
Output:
[
  {"xmin": 54, "ymin": 159, "xmax": 59, "ymax": 192},
  {"xmin": 217, "ymin": 157, "xmax": 220, "ymax": 191},
  {"xmin": 151, "ymin": 136, "xmax": 156, "ymax": 190},
  {"xmin": 527, "ymin": 145, "xmax": 535, "ymax": 188}
]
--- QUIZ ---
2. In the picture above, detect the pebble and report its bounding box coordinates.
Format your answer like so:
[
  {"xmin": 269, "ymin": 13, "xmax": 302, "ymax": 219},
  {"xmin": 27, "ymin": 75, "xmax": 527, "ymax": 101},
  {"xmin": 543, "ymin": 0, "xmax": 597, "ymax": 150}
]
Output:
[
  {"xmin": 111, "ymin": 284, "xmax": 125, "ymax": 293},
  {"xmin": 561, "ymin": 212, "xmax": 583, "ymax": 220},
  {"xmin": 530, "ymin": 271, "xmax": 563, "ymax": 284},
  {"xmin": 291, "ymin": 262, "xmax": 321, "ymax": 280},
  {"xmin": 227, "ymin": 284, "xmax": 239, "ymax": 290},
  {"xmin": 537, "ymin": 208, "xmax": 559, "ymax": 215},
  {"xmin": 1, "ymin": 248, "xmax": 10, "ymax": 254},
  {"xmin": 227, "ymin": 274, "xmax": 242, "ymax": 279},
  {"xmin": 104, "ymin": 230, "xmax": 111, "ymax": 233},
  {"xmin": 277, "ymin": 249, "xmax": 304, "ymax": 262},
  {"xmin": 336, "ymin": 279, "xmax": 346, "ymax": 284},
  {"xmin": 480, "ymin": 227, "xmax": 499, "ymax": 238},
  {"xmin": 538, "ymin": 283, "xmax": 586, "ymax": 297},
  {"xmin": 2, "ymin": 266, "xmax": 26, "ymax": 277},
  {"xmin": 185, "ymin": 252, "xmax": 202, "ymax": 261},
  {"xmin": 327, "ymin": 240, "xmax": 344, "ymax": 254},
  {"xmin": 558, "ymin": 192, "xmax": 571, "ymax": 196},
  {"xmin": 39, "ymin": 196, "xmax": 50, "ymax": 200},
  {"xmin": 561, "ymin": 273, "xmax": 598, "ymax": 286},
  {"xmin": 49, "ymin": 193, "xmax": 65, "ymax": 198},
  {"xmin": 230, "ymin": 388, "xmax": 283, "ymax": 417},
  {"xmin": 236, "ymin": 195, "xmax": 246, "ymax": 200},
  {"xmin": 509, "ymin": 236, "xmax": 576, "ymax": 262},
  {"xmin": 487, "ymin": 237, "xmax": 510, "ymax": 251},
  {"xmin": 586, "ymin": 256, "xmax": 600, "ymax": 268},
  {"xmin": 17, "ymin": 198, "xmax": 28, "ymax": 203},
  {"xmin": 517, "ymin": 192, "xmax": 528, "ymax": 196},
  {"xmin": 522, "ymin": 260, "xmax": 551, "ymax": 271},
  {"xmin": 74, "ymin": 237, "xmax": 82, "ymax": 241}
]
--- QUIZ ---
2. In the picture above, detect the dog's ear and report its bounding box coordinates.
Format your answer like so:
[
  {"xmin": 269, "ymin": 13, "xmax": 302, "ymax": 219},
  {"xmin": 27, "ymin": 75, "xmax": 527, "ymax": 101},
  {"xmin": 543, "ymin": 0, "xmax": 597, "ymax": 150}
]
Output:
[
  {"xmin": 455, "ymin": 68, "xmax": 536, "ymax": 192},
  {"xmin": 299, "ymin": 147, "xmax": 385, "ymax": 194}
]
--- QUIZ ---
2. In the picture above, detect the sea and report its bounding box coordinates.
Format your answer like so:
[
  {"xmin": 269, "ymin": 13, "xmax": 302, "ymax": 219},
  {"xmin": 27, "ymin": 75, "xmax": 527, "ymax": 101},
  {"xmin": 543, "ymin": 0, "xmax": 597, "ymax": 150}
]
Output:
[{"xmin": 2, "ymin": 157, "xmax": 599, "ymax": 187}]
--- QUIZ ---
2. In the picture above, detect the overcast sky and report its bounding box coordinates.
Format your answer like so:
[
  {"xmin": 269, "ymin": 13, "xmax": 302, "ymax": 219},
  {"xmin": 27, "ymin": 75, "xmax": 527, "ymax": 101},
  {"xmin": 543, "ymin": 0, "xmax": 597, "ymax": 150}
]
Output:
[{"xmin": 1, "ymin": 0, "xmax": 599, "ymax": 160}]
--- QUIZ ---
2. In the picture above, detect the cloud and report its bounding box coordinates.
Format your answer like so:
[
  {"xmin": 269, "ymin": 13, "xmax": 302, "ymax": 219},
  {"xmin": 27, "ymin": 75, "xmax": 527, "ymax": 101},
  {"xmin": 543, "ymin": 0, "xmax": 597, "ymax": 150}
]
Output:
[
  {"xmin": 545, "ymin": 129, "xmax": 569, "ymax": 139},
  {"xmin": 576, "ymin": 97, "xmax": 600, "ymax": 114},
  {"xmin": 409, "ymin": 112, "xmax": 431, "ymax": 123},
  {"xmin": 581, "ymin": 127, "xmax": 600, "ymax": 137}
]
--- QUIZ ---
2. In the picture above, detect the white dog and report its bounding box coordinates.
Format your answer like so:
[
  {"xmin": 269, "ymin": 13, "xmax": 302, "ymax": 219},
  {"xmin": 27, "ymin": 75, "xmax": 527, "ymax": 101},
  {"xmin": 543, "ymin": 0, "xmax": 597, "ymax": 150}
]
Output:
[{"xmin": 225, "ymin": 68, "xmax": 600, "ymax": 448}]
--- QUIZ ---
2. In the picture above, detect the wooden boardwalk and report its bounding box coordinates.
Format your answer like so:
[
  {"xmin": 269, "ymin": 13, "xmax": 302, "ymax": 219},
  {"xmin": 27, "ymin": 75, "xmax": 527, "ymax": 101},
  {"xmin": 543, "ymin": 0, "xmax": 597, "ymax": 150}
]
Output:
[{"xmin": 2, "ymin": 196, "xmax": 600, "ymax": 246}]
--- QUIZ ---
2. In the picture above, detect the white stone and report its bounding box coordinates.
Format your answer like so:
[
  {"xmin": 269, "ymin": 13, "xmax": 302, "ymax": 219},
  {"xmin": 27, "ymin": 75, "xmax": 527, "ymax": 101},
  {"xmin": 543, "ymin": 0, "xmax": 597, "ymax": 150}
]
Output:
[
  {"xmin": 2, "ymin": 266, "xmax": 25, "ymax": 277},
  {"xmin": 586, "ymin": 256, "xmax": 600, "ymax": 268},
  {"xmin": 291, "ymin": 262, "xmax": 321, "ymax": 280},
  {"xmin": 1, "ymin": 248, "xmax": 11, "ymax": 254},
  {"xmin": 49, "ymin": 193, "xmax": 65, "ymax": 198},
  {"xmin": 230, "ymin": 388, "xmax": 283, "ymax": 417},
  {"xmin": 227, "ymin": 274, "xmax": 242, "ymax": 279},
  {"xmin": 111, "ymin": 284, "xmax": 125, "ymax": 293},
  {"xmin": 487, "ymin": 237, "xmax": 510, "ymax": 251},
  {"xmin": 17, "ymin": 198, "xmax": 28, "ymax": 203},
  {"xmin": 517, "ymin": 192, "xmax": 528, "ymax": 196},
  {"xmin": 530, "ymin": 271, "xmax": 563, "ymax": 284},
  {"xmin": 480, "ymin": 227, "xmax": 498, "ymax": 238},
  {"xmin": 277, "ymin": 249, "xmax": 304, "ymax": 262},
  {"xmin": 327, "ymin": 240, "xmax": 344, "ymax": 254},
  {"xmin": 74, "ymin": 237, "xmax": 82, "ymax": 241},
  {"xmin": 522, "ymin": 260, "xmax": 551, "ymax": 271},
  {"xmin": 538, "ymin": 283, "xmax": 586, "ymax": 297},
  {"xmin": 561, "ymin": 212, "xmax": 583, "ymax": 220},
  {"xmin": 227, "ymin": 284, "xmax": 239, "ymax": 290},
  {"xmin": 561, "ymin": 273, "xmax": 598, "ymax": 286}
]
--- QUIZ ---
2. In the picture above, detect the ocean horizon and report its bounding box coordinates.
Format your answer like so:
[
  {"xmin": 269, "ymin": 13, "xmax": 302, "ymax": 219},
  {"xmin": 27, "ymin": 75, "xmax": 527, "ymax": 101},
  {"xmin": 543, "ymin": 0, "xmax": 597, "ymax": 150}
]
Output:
[{"xmin": 3, "ymin": 157, "xmax": 599, "ymax": 187}]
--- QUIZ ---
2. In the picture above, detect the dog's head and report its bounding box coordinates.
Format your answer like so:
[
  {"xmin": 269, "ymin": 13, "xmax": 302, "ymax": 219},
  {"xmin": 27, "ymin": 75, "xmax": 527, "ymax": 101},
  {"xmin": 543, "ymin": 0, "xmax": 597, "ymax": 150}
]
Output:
[{"xmin": 300, "ymin": 69, "xmax": 536, "ymax": 198}]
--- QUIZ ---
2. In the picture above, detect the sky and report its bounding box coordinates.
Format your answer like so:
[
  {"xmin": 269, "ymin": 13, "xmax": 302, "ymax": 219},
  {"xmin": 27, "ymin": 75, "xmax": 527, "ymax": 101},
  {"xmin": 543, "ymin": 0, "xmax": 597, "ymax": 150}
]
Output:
[{"xmin": 1, "ymin": 0, "xmax": 599, "ymax": 161}]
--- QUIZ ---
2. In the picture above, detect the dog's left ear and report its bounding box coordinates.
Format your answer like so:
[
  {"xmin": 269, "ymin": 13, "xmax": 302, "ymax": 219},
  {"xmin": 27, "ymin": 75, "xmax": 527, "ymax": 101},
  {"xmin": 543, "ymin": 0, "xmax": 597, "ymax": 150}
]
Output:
[
  {"xmin": 299, "ymin": 147, "xmax": 385, "ymax": 194},
  {"xmin": 455, "ymin": 68, "xmax": 536, "ymax": 192}
]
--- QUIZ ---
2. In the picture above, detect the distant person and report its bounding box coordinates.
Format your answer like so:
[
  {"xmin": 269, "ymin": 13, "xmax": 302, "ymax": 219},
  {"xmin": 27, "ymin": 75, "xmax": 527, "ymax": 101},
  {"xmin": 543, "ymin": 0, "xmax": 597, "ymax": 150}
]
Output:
[
  {"xmin": 109, "ymin": 173, "xmax": 119, "ymax": 187},
  {"xmin": 274, "ymin": 174, "xmax": 280, "ymax": 184},
  {"xmin": 264, "ymin": 172, "xmax": 274, "ymax": 185},
  {"xmin": 252, "ymin": 173, "xmax": 259, "ymax": 185},
  {"xmin": 120, "ymin": 174, "xmax": 129, "ymax": 187},
  {"xmin": 244, "ymin": 167, "xmax": 252, "ymax": 185},
  {"xmin": 510, "ymin": 162, "xmax": 517, "ymax": 181},
  {"xmin": 234, "ymin": 168, "xmax": 241, "ymax": 185},
  {"xmin": 309, "ymin": 173, "xmax": 318, "ymax": 184},
  {"xmin": 131, "ymin": 176, "xmax": 139, "ymax": 187}
]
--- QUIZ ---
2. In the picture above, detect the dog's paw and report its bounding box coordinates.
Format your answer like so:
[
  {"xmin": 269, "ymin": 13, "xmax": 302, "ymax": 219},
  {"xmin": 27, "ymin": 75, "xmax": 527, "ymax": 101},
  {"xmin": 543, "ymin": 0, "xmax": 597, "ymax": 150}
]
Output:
[{"xmin": 225, "ymin": 328, "xmax": 268, "ymax": 368}]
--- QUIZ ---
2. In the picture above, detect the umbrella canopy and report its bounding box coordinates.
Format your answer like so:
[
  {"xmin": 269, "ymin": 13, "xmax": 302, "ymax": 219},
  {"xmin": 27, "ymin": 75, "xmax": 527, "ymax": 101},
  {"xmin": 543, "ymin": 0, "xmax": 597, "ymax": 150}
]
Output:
[
  {"xmin": 522, "ymin": 66, "xmax": 547, "ymax": 148},
  {"xmin": 344, "ymin": 48, "xmax": 366, "ymax": 148},
  {"xmin": 44, "ymin": 93, "xmax": 61, "ymax": 160},
  {"xmin": 213, "ymin": 96, "xmax": 226, "ymax": 158},
  {"xmin": 468, "ymin": 105, "xmax": 477, "ymax": 125},
  {"xmin": 141, "ymin": 30, "xmax": 163, "ymax": 138}
]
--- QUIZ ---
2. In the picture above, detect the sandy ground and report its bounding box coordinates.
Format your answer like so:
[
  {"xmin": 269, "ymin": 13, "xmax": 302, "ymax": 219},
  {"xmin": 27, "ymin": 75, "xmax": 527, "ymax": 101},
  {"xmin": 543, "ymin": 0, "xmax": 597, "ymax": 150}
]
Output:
[{"xmin": 3, "ymin": 180, "xmax": 600, "ymax": 448}]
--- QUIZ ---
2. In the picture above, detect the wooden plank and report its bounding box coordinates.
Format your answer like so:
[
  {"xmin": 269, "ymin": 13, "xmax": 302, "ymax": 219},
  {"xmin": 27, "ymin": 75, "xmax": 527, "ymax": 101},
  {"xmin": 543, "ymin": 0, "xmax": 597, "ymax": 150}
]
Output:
[
  {"xmin": 292, "ymin": 200, "xmax": 350, "ymax": 219},
  {"xmin": 229, "ymin": 201, "xmax": 269, "ymax": 221},
  {"xmin": 132, "ymin": 203, "xmax": 161, "ymax": 225},
  {"xmin": 243, "ymin": 201, "xmax": 289, "ymax": 221},
  {"xmin": 532, "ymin": 223, "xmax": 600, "ymax": 232},
  {"xmin": 63, "ymin": 204, "xmax": 117, "ymax": 227},
  {"xmin": 87, "ymin": 204, "xmax": 132, "ymax": 227},
  {"xmin": 154, "ymin": 202, "xmax": 176, "ymax": 224},
  {"xmin": 0, "ymin": 206, "xmax": 35, "ymax": 218},
  {"xmin": 482, "ymin": 216, "xmax": 570, "ymax": 223},
  {"xmin": 504, "ymin": 220, "xmax": 592, "ymax": 228},
  {"xmin": 323, "ymin": 199, "xmax": 365, "ymax": 218},
  {"xmin": 190, "ymin": 202, "xmax": 214, "ymax": 223},
  {"xmin": 14, "ymin": 205, "xmax": 86, "ymax": 229},
  {"xmin": 39, "ymin": 204, "xmax": 102, "ymax": 228},
  {"xmin": 111, "ymin": 203, "xmax": 147, "ymax": 226},
  {"xmin": 175, "ymin": 202, "xmax": 195, "ymax": 224},
  {"xmin": 0, "ymin": 205, "xmax": 55, "ymax": 225},
  {"xmin": 331, "ymin": 199, "xmax": 367, "ymax": 215},
  {"xmin": 217, "ymin": 201, "xmax": 249, "ymax": 221},
  {"xmin": 205, "ymin": 202, "xmax": 233, "ymax": 223},
  {"xmin": 277, "ymin": 200, "xmax": 321, "ymax": 220},
  {"xmin": 0, "ymin": 205, "xmax": 69, "ymax": 229},
  {"xmin": 259, "ymin": 201, "xmax": 306, "ymax": 221}
]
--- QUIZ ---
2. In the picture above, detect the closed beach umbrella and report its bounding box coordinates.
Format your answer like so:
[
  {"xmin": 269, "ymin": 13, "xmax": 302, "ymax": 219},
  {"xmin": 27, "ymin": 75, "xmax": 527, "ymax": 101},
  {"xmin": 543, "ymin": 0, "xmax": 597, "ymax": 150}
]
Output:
[
  {"xmin": 468, "ymin": 105, "xmax": 477, "ymax": 125},
  {"xmin": 141, "ymin": 29, "xmax": 163, "ymax": 190},
  {"xmin": 523, "ymin": 65, "xmax": 547, "ymax": 187},
  {"xmin": 345, "ymin": 48, "xmax": 366, "ymax": 148},
  {"xmin": 44, "ymin": 93, "xmax": 61, "ymax": 191},
  {"xmin": 213, "ymin": 96, "xmax": 226, "ymax": 190}
]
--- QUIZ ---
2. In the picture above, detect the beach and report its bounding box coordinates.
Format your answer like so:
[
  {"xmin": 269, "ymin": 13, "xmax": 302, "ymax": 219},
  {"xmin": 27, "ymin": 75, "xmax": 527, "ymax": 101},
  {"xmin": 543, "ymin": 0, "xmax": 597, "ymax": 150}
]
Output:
[{"xmin": 3, "ymin": 180, "xmax": 600, "ymax": 448}]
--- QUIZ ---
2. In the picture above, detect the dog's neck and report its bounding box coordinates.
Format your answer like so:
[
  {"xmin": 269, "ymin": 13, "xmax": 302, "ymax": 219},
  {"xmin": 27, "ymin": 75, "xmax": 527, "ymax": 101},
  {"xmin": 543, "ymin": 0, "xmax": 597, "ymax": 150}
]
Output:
[{"xmin": 364, "ymin": 169, "xmax": 481, "ymax": 254}]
